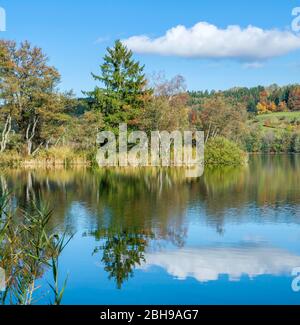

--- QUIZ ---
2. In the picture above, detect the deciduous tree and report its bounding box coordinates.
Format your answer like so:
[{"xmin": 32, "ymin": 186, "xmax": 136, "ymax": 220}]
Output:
[
  {"xmin": 288, "ymin": 86, "xmax": 300, "ymax": 111},
  {"xmin": 140, "ymin": 75, "xmax": 189, "ymax": 133},
  {"xmin": 200, "ymin": 96, "xmax": 247, "ymax": 143},
  {"xmin": 0, "ymin": 40, "xmax": 71, "ymax": 155}
]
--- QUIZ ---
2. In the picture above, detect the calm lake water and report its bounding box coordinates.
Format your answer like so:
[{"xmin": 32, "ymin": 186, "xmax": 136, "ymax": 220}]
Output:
[{"xmin": 1, "ymin": 155, "xmax": 300, "ymax": 305}]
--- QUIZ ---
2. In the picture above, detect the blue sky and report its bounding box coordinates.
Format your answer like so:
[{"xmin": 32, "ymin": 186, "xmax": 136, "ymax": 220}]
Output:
[{"xmin": 0, "ymin": 0, "xmax": 300, "ymax": 95}]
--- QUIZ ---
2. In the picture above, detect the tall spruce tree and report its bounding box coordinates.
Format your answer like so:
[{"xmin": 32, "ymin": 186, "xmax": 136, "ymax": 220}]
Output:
[{"xmin": 86, "ymin": 40, "xmax": 151, "ymax": 132}]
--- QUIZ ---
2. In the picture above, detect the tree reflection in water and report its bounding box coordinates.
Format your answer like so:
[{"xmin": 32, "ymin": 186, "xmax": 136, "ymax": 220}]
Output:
[
  {"xmin": 92, "ymin": 228, "xmax": 154, "ymax": 289},
  {"xmin": 1, "ymin": 155, "xmax": 300, "ymax": 291}
]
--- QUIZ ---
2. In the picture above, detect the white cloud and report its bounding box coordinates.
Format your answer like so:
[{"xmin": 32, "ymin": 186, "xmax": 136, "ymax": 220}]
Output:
[
  {"xmin": 123, "ymin": 22, "xmax": 300, "ymax": 61},
  {"xmin": 140, "ymin": 247, "xmax": 300, "ymax": 282}
]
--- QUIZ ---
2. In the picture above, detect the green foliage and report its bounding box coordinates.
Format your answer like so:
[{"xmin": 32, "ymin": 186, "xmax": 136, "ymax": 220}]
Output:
[
  {"xmin": 48, "ymin": 231, "xmax": 73, "ymax": 305},
  {"xmin": 243, "ymin": 112, "xmax": 300, "ymax": 153},
  {"xmin": 85, "ymin": 40, "xmax": 151, "ymax": 133},
  {"xmin": 189, "ymin": 86, "xmax": 264, "ymax": 113},
  {"xmin": 205, "ymin": 137, "xmax": 247, "ymax": 168},
  {"xmin": 68, "ymin": 110, "xmax": 103, "ymax": 150},
  {"xmin": 292, "ymin": 133, "xmax": 300, "ymax": 153},
  {"xmin": 253, "ymin": 131, "xmax": 294, "ymax": 154},
  {"xmin": 0, "ymin": 40, "xmax": 75, "ymax": 155},
  {"xmin": 2, "ymin": 38, "xmax": 300, "ymax": 160},
  {"xmin": 189, "ymin": 84, "xmax": 299, "ymax": 114},
  {"xmin": 243, "ymin": 130, "xmax": 262, "ymax": 153},
  {"xmin": 255, "ymin": 111, "xmax": 300, "ymax": 123},
  {"xmin": 93, "ymin": 228, "xmax": 151, "ymax": 289}
]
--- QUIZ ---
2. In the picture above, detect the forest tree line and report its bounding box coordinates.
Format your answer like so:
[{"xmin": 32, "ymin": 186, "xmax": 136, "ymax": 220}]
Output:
[{"xmin": 1, "ymin": 39, "xmax": 300, "ymax": 162}]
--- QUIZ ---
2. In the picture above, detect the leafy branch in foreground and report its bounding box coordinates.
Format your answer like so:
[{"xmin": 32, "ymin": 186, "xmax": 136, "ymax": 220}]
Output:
[{"xmin": 0, "ymin": 193, "xmax": 73, "ymax": 305}]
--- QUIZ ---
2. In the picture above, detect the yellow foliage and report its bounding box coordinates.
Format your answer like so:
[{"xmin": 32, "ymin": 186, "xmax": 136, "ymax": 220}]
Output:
[
  {"xmin": 269, "ymin": 102, "xmax": 277, "ymax": 112},
  {"xmin": 257, "ymin": 101, "xmax": 278, "ymax": 114},
  {"xmin": 257, "ymin": 102, "xmax": 268, "ymax": 114}
]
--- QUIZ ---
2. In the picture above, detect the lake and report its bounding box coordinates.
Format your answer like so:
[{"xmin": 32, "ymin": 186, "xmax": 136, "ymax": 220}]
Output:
[{"xmin": 1, "ymin": 155, "xmax": 300, "ymax": 305}]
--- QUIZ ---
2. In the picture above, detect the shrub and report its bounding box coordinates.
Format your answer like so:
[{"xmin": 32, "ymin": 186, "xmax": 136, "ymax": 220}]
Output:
[
  {"xmin": 243, "ymin": 130, "xmax": 262, "ymax": 153},
  {"xmin": 292, "ymin": 133, "xmax": 300, "ymax": 153},
  {"xmin": 264, "ymin": 119, "xmax": 272, "ymax": 128},
  {"xmin": 205, "ymin": 137, "xmax": 247, "ymax": 168},
  {"xmin": 261, "ymin": 131, "xmax": 275, "ymax": 153}
]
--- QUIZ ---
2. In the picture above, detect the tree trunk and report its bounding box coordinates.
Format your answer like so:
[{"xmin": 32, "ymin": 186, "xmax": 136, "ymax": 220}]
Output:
[
  {"xmin": 27, "ymin": 141, "xmax": 33, "ymax": 156},
  {"xmin": 31, "ymin": 142, "xmax": 43, "ymax": 156},
  {"xmin": 25, "ymin": 117, "xmax": 39, "ymax": 156},
  {"xmin": 0, "ymin": 115, "xmax": 12, "ymax": 153}
]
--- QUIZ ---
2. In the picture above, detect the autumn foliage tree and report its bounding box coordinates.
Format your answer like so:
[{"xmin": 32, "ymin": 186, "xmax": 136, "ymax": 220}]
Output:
[
  {"xmin": 0, "ymin": 40, "xmax": 71, "ymax": 155},
  {"xmin": 139, "ymin": 74, "xmax": 189, "ymax": 133},
  {"xmin": 256, "ymin": 90, "xmax": 277, "ymax": 114},
  {"xmin": 0, "ymin": 40, "xmax": 19, "ymax": 152},
  {"xmin": 288, "ymin": 86, "xmax": 300, "ymax": 111},
  {"xmin": 200, "ymin": 96, "xmax": 248, "ymax": 143}
]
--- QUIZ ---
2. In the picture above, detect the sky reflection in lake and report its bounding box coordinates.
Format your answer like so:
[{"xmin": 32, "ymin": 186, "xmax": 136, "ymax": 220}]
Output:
[{"xmin": 1, "ymin": 155, "xmax": 300, "ymax": 304}]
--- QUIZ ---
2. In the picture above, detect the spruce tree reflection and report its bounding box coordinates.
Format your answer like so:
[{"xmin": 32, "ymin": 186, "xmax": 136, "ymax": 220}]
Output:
[{"xmin": 93, "ymin": 228, "xmax": 153, "ymax": 289}]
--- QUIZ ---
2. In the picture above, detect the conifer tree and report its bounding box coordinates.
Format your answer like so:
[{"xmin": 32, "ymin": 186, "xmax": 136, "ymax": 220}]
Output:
[{"xmin": 86, "ymin": 40, "xmax": 151, "ymax": 132}]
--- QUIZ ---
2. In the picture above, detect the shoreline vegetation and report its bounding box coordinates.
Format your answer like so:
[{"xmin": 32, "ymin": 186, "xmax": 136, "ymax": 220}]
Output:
[
  {"xmin": 1, "ymin": 40, "xmax": 300, "ymax": 169},
  {"xmin": 0, "ymin": 148, "xmax": 92, "ymax": 168},
  {"xmin": 1, "ymin": 150, "xmax": 297, "ymax": 170},
  {"xmin": 0, "ymin": 191, "xmax": 72, "ymax": 305},
  {"xmin": 0, "ymin": 137, "xmax": 248, "ymax": 169}
]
